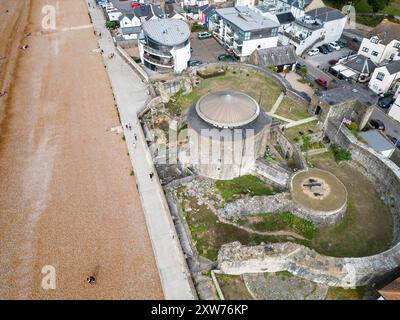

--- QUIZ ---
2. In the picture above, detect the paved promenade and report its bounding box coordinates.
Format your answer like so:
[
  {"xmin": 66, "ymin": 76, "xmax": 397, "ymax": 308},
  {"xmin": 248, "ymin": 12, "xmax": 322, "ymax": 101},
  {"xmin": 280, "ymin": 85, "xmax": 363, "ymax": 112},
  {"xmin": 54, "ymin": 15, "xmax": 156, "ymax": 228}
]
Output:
[{"xmin": 87, "ymin": 1, "xmax": 196, "ymax": 300}]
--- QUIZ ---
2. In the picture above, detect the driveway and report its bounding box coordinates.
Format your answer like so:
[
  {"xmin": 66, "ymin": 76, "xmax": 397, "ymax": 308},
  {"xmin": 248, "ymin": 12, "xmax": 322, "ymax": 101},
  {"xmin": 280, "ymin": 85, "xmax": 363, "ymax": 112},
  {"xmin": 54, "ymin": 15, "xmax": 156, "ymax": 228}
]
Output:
[
  {"xmin": 302, "ymin": 47, "xmax": 354, "ymax": 70},
  {"xmin": 190, "ymin": 33, "xmax": 226, "ymax": 63},
  {"xmin": 371, "ymin": 107, "xmax": 400, "ymax": 140}
]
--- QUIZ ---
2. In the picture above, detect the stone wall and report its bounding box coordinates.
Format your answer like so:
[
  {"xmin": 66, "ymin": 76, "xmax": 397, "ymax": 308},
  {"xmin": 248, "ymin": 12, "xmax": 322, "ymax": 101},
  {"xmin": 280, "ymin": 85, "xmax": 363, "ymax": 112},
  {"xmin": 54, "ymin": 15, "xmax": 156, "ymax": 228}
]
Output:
[
  {"xmin": 390, "ymin": 149, "xmax": 400, "ymax": 168},
  {"xmin": 252, "ymin": 159, "xmax": 291, "ymax": 188},
  {"xmin": 217, "ymin": 122, "xmax": 400, "ymax": 287},
  {"xmin": 272, "ymin": 128, "xmax": 308, "ymax": 170},
  {"xmin": 326, "ymin": 121, "xmax": 400, "ymax": 242},
  {"xmin": 155, "ymin": 76, "xmax": 193, "ymax": 103},
  {"xmin": 217, "ymin": 241, "xmax": 400, "ymax": 287},
  {"xmin": 220, "ymin": 192, "xmax": 346, "ymax": 227}
]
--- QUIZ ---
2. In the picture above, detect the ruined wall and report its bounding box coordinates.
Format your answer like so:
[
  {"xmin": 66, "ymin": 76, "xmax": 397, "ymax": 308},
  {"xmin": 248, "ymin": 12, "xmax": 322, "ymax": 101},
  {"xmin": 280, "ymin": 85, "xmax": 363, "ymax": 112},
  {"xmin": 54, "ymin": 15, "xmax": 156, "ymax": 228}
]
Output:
[
  {"xmin": 221, "ymin": 193, "xmax": 347, "ymax": 227},
  {"xmin": 252, "ymin": 159, "xmax": 291, "ymax": 188}
]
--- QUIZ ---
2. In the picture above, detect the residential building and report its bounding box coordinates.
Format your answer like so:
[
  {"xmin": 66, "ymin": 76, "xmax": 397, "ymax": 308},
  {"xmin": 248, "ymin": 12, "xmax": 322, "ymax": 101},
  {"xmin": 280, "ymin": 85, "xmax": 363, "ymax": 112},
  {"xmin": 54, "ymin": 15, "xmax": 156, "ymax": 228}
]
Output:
[
  {"xmin": 330, "ymin": 54, "xmax": 377, "ymax": 82},
  {"xmin": 139, "ymin": 18, "xmax": 191, "ymax": 73},
  {"xmin": 210, "ymin": 6, "xmax": 280, "ymax": 60},
  {"xmin": 368, "ymin": 60, "xmax": 400, "ymax": 95},
  {"xmin": 280, "ymin": 6, "xmax": 346, "ymax": 55},
  {"xmin": 199, "ymin": 5, "xmax": 216, "ymax": 27},
  {"xmin": 236, "ymin": 0, "xmax": 259, "ymax": 7},
  {"xmin": 358, "ymin": 20, "xmax": 400, "ymax": 65},
  {"xmin": 250, "ymin": 44, "xmax": 296, "ymax": 72},
  {"xmin": 388, "ymin": 94, "xmax": 400, "ymax": 123},
  {"xmin": 272, "ymin": 0, "xmax": 325, "ymax": 19}
]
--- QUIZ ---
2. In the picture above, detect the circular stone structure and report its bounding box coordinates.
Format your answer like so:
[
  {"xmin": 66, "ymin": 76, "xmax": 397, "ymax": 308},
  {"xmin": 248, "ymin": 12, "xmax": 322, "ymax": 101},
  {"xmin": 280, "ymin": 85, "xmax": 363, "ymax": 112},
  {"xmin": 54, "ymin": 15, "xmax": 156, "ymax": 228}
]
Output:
[
  {"xmin": 186, "ymin": 90, "xmax": 271, "ymax": 180},
  {"xmin": 291, "ymin": 168, "xmax": 347, "ymax": 213}
]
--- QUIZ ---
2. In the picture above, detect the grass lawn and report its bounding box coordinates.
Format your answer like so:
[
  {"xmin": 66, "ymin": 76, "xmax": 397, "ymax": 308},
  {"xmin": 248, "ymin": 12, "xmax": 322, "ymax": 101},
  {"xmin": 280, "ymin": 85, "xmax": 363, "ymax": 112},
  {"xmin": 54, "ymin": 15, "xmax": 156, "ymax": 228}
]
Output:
[
  {"xmin": 275, "ymin": 97, "xmax": 311, "ymax": 121},
  {"xmin": 215, "ymin": 175, "xmax": 275, "ymax": 202},
  {"xmin": 284, "ymin": 120, "xmax": 320, "ymax": 144},
  {"xmin": 166, "ymin": 68, "xmax": 282, "ymax": 115},
  {"xmin": 216, "ymin": 274, "xmax": 253, "ymax": 300},
  {"xmin": 308, "ymin": 152, "xmax": 393, "ymax": 257},
  {"xmin": 325, "ymin": 286, "xmax": 366, "ymax": 300},
  {"xmin": 235, "ymin": 212, "xmax": 316, "ymax": 239},
  {"xmin": 379, "ymin": 0, "xmax": 400, "ymax": 16}
]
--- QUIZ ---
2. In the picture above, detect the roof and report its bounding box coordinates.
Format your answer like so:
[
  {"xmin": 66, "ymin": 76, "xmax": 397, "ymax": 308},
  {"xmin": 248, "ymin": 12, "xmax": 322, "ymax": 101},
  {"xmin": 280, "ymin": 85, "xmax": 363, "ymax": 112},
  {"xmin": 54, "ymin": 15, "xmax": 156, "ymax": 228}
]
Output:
[
  {"xmin": 367, "ymin": 19, "xmax": 400, "ymax": 46},
  {"xmin": 343, "ymin": 54, "xmax": 377, "ymax": 74},
  {"xmin": 379, "ymin": 277, "xmax": 400, "ymax": 300},
  {"xmin": 306, "ymin": 6, "xmax": 345, "ymax": 22},
  {"xmin": 215, "ymin": 6, "xmax": 279, "ymax": 32},
  {"xmin": 257, "ymin": 45, "xmax": 297, "ymax": 67},
  {"xmin": 276, "ymin": 11, "xmax": 295, "ymax": 24},
  {"xmin": 141, "ymin": 18, "xmax": 190, "ymax": 46},
  {"xmin": 385, "ymin": 60, "xmax": 400, "ymax": 75},
  {"xmin": 316, "ymin": 82, "xmax": 379, "ymax": 107},
  {"xmin": 134, "ymin": 4, "xmax": 164, "ymax": 20},
  {"xmin": 285, "ymin": 0, "xmax": 313, "ymax": 10},
  {"xmin": 195, "ymin": 91, "xmax": 260, "ymax": 128},
  {"xmin": 121, "ymin": 26, "xmax": 141, "ymax": 35},
  {"xmin": 359, "ymin": 130, "xmax": 396, "ymax": 154},
  {"xmin": 203, "ymin": 5, "xmax": 216, "ymax": 17},
  {"xmin": 119, "ymin": 13, "xmax": 135, "ymax": 22}
]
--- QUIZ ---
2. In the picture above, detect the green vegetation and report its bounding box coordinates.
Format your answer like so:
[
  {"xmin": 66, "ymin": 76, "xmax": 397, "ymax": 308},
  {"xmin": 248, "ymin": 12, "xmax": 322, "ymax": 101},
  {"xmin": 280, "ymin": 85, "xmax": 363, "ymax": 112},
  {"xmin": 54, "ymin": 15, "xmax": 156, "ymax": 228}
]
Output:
[
  {"xmin": 299, "ymin": 66, "xmax": 308, "ymax": 78},
  {"xmin": 284, "ymin": 120, "xmax": 320, "ymax": 144},
  {"xmin": 130, "ymin": 170, "xmax": 135, "ymax": 176},
  {"xmin": 191, "ymin": 23, "xmax": 207, "ymax": 32},
  {"xmin": 331, "ymin": 143, "xmax": 352, "ymax": 162},
  {"xmin": 325, "ymin": 286, "xmax": 366, "ymax": 300},
  {"xmin": 215, "ymin": 175, "xmax": 275, "ymax": 202},
  {"xmin": 346, "ymin": 123, "xmax": 368, "ymax": 144},
  {"xmin": 216, "ymin": 275, "xmax": 253, "ymax": 300},
  {"xmin": 276, "ymin": 97, "xmax": 311, "ymax": 121},
  {"xmin": 235, "ymin": 212, "xmax": 317, "ymax": 239},
  {"xmin": 122, "ymin": 135, "xmax": 126, "ymax": 141},
  {"xmin": 301, "ymin": 137, "xmax": 325, "ymax": 152},
  {"xmin": 275, "ymin": 271, "xmax": 294, "ymax": 279},
  {"xmin": 308, "ymin": 152, "xmax": 393, "ymax": 257},
  {"xmin": 106, "ymin": 21, "xmax": 118, "ymax": 30},
  {"xmin": 166, "ymin": 68, "xmax": 282, "ymax": 114}
]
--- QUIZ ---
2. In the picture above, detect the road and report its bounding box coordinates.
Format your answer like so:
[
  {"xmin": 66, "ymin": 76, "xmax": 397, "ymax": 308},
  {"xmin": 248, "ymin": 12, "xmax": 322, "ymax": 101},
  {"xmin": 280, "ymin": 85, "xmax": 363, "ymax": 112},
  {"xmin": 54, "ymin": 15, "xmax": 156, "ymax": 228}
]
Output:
[
  {"xmin": 87, "ymin": 0, "xmax": 196, "ymax": 300},
  {"xmin": 372, "ymin": 107, "xmax": 400, "ymax": 140}
]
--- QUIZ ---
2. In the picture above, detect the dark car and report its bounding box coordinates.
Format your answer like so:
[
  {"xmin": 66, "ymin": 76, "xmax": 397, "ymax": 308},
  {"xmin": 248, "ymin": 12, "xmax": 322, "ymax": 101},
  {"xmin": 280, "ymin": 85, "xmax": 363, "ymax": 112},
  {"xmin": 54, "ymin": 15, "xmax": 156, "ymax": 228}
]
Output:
[
  {"xmin": 388, "ymin": 135, "xmax": 400, "ymax": 149},
  {"xmin": 369, "ymin": 119, "xmax": 385, "ymax": 131},
  {"xmin": 188, "ymin": 59, "xmax": 202, "ymax": 67},
  {"xmin": 378, "ymin": 96, "xmax": 395, "ymax": 109},
  {"xmin": 218, "ymin": 54, "xmax": 236, "ymax": 62},
  {"xmin": 295, "ymin": 62, "xmax": 306, "ymax": 71},
  {"xmin": 315, "ymin": 77, "xmax": 328, "ymax": 88},
  {"xmin": 328, "ymin": 59, "xmax": 338, "ymax": 66},
  {"xmin": 318, "ymin": 46, "xmax": 328, "ymax": 54},
  {"xmin": 322, "ymin": 44, "xmax": 333, "ymax": 53}
]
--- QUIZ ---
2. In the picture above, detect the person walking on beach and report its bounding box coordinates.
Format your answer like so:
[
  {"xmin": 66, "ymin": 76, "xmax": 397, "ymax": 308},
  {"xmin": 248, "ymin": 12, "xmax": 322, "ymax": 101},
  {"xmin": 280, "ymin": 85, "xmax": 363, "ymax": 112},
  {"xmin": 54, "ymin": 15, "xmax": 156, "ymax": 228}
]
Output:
[
  {"xmin": 87, "ymin": 275, "xmax": 96, "ymax": 285},
  {"xmin": 134, "ymin": 133, "xmax": 137, "ymax": 141}
]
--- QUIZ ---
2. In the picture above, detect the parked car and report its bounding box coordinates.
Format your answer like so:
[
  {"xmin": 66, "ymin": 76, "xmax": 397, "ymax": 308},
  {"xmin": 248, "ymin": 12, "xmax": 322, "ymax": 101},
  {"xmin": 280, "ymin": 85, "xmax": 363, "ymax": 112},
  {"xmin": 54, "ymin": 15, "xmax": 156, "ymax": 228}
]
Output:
[
  {"xmin": 295, "ymin": 62, "xmax": 306, "ymax": 70},
  {"xmin": 329, "ymin": 41, "xmax": 341, "ymax": 50},
  {"xmin": 217, "ymin": 53, "xmax": 236, "ymax": 62},
  {"xmin": 378, "ymin": 96, "xmax": 395, "ymax": 109},
  {"xmin": 315, "ymin": 77, "xmax": 328, "ymax": 88},
  {"xmin": 388, "ymin": 135, "xmax": 400, "ymax": 148},
  {"xmin": 131, "ymin": 2, "xmax": 141, "ymax": 7},
  {"xmin": 328, "ymin": 59, "xmax": 338, "ymax": 65},
  {"xmin": 307, "ymin": 48, "xmax": 320, "ymax": 56},
  {"xmin": 338, "ymin": 40, "xmax": 347, "ymax": 48},
  {"xmin": 369, "ymin": 119, "xmax": 385, "ymax": 131},
  {"xmin": 188, "ymin": 59, "xmax": 203, "ymax": 67},
  {"xmin": 318, "ymin": 46, "xmax": 328, "ymax": 54},
  {"xmin": 322, "ymin": 44, "xmax": 333, "ymax": 53},
  {"xmin": 197, "ymin": 32, "xmax": 212, "ymax": 40}
]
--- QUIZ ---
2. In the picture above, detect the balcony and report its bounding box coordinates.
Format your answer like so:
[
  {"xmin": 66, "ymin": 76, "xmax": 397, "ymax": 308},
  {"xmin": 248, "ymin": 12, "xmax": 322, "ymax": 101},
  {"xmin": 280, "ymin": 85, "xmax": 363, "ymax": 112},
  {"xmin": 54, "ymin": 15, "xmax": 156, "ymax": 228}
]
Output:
[
  {"xmin": 143, "ymin": 53, "xmax": 174, "ymax": 69},
  {"xmin": 143, "ymin": 45, "xmax": 172, "ymax": 59}
]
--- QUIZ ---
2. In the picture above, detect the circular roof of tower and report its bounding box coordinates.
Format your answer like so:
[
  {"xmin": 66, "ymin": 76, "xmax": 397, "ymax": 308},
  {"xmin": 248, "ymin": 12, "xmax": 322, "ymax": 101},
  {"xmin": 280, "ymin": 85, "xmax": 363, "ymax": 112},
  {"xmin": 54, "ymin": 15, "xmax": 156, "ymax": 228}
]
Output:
[
  {"xmin": 195, "ymin": 91, "xmax": 260, "ymax": 128},
  {"xmin": 141, "ymin": 18, "xmax": 190, "ymax": 47}
]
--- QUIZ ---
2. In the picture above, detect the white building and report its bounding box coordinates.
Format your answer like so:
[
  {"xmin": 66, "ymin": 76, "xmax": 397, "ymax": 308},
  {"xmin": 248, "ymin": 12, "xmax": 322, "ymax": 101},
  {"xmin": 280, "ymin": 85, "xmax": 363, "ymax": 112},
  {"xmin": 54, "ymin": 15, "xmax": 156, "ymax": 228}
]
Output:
[
  {"xmin": 358, "ymin": 20, "xmax": 400, "ymax": 65},
  {"xmin": 236, "ymin": 0, "xmax": 259, "ymax": 7},
  {"xmin": 210, "ymin": 6, "xmax": 280, "ymax": 60},
  {"xmin": 388, "ymin": 94, "xmax": 400, "ymax": 122},
  {"xmin": 368, "ymin": 60, "xmax": 400, "ymax": 95},
  {"xmin": 139, "ymin": 18, "xmax": 191, "ymax": 73},
  {"xmin": 280, "ymin": 6, "xmax": 346, "ymax": 55}
]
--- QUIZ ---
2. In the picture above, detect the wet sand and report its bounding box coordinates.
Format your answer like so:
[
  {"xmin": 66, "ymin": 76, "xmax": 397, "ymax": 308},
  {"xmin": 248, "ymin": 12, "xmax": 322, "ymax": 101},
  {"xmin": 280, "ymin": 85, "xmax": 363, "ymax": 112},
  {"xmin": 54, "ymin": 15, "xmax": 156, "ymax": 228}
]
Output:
[{"xmin": 0, "ymin": 0, "xmax": 163, "ymax": 299}]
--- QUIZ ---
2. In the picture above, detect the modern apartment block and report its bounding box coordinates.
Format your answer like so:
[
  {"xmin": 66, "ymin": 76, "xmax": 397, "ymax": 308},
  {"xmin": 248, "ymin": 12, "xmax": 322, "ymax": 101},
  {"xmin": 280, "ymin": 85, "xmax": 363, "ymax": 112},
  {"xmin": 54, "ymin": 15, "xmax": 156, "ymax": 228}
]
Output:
[
  {"xmin": 210, "ymin": 6, "xmax": 280, "ymax": 60},
  {"xmin": 138, "ymin": 18, "xmax": 191, "ymax": 73}
]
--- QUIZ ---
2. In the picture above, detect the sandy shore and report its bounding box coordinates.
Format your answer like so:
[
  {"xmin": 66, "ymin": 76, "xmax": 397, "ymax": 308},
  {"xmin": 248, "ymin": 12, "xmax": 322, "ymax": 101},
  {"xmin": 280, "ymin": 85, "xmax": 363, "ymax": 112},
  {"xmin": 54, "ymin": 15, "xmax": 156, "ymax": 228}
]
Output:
[{"xmin": 0, "ymin": 0, "xmax": 163, "ymax": 299}]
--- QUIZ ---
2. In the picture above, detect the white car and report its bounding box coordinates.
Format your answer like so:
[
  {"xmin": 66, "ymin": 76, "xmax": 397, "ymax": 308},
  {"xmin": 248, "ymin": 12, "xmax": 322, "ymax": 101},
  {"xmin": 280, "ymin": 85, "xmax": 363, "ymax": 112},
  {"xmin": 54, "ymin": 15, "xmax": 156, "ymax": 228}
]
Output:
[
  {"xmin": 329, "ymin": 41, "xmax": 341, "ymax": 50},
  {"xmin": 307, "ymin": 48, "xmax": 320, "ymax": 56}
]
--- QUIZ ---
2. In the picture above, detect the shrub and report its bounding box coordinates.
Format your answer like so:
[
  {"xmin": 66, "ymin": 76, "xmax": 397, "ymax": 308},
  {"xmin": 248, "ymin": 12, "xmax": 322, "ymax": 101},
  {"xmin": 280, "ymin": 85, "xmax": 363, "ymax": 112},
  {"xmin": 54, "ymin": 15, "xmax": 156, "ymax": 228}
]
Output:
[
  {"xmin": 331, "ymin": 143, "xmax": 352, "ymax": 162},
  {"xmin": 106, "ymin": 21, "xmax": 118, "ymax": 30}
]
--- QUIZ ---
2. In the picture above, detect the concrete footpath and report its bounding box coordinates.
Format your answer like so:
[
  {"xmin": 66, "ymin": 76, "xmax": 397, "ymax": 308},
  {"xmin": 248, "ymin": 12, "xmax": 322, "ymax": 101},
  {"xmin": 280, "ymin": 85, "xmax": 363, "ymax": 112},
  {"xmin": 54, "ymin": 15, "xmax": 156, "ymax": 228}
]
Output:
[{"xmin": 87, "ymin": 1, "xmax": 196, "ymax": 300}]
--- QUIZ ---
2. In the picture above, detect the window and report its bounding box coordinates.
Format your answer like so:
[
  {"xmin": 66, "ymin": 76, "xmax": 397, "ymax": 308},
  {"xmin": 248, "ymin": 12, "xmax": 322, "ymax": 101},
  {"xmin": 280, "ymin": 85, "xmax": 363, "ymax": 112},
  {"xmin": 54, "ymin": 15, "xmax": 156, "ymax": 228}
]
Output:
[
  {"xmin": 376, "ymin": 72, "xmax": 385, "ymax": 81},
  {"xmin": 371, "ymin": 51, "xmax": 379, "ymax": 57},
  {"xmin": 394, "ymin": 42, "xmax": 400, "ymax": 49},
  {"xmin": 362, "ymin": 47, "xmax": 369, "ymax": 53},
  {"xmin": 244, "ymin": 32, "xmax": 250, "ymax": 41},
  {"xmin": 271, "ymin": 27, "xmax": 278, "ymax": 37},
  {"xmin": 370, "ymin": 37, "xmax": 379, "ymax": 44}
]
